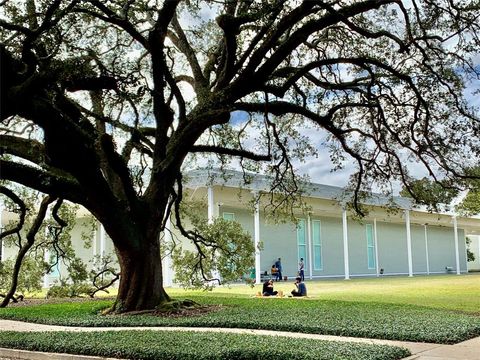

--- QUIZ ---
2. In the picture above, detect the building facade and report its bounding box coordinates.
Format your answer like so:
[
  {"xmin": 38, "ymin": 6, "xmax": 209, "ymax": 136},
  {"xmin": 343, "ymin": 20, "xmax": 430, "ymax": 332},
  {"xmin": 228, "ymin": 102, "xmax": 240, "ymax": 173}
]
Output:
[
  {"xmin": 162, "ymin": 169, "xmax": 480, "ymax": 285},
  {"xmin": 1, "ymin": 169, "xmax": 480, "ymax": 287}
]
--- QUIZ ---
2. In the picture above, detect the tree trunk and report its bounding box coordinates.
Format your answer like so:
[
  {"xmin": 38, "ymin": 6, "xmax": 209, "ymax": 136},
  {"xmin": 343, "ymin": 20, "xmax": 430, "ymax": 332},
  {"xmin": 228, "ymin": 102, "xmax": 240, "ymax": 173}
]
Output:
[{"xmin": 111, "ymin": 235, "xmax": 170, "ymax": 313}]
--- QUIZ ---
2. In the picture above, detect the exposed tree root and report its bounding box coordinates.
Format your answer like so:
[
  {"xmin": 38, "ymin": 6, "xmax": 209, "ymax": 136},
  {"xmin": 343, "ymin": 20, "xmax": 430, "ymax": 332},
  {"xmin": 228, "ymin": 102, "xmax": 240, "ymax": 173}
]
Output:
[
  {"xmin": 0, "ymin": 293, "xmax": 24, "ymax": 303},
  {"xmin": 103, "ymin": 299, "xmax": 221, "ymax": 318},
  {"xmin": 153, "ymin": 299, "xmax": 222, "ymax": 318}
]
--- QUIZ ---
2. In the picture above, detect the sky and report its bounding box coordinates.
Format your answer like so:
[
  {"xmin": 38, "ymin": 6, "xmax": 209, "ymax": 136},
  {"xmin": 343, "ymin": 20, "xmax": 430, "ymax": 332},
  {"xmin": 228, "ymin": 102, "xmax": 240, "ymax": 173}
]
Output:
[
  {"xmin": 205, "ymin": 3, "xmax": 480, "ymax": 191},
  {"xmin": 226, "ymin": 62, "xmax": 479, "ymax": 191}
]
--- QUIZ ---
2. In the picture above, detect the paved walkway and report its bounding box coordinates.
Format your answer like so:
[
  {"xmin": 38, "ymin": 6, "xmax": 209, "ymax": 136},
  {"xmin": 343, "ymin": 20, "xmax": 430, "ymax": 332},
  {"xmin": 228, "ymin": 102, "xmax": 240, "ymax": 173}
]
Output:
[{"xmin": 0, "ymin": 319, "xmax": 479, "ymax": 359}]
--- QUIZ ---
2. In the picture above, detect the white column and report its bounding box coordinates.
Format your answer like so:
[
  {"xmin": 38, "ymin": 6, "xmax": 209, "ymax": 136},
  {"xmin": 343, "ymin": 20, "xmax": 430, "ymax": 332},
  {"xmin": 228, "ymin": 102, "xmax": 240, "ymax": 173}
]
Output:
[
  {"xmin": 100, "ymin": 224, "xmax": 106, "ymax": 256},
  {"xmin": 43, "ymin": 249, "xmax": 50, "ymax": 288},
  {"xmin": 43, "ymin": 212, "xmax": 50, "ymax": 288},
  {"xmin": 307, "ymin": 213, "xmax": 313, "ymax": 280},
  {"xmin": 478, "ymin": 235, "xmax": 480, "ymax": 270},
  {"xmin": 374, "ymin": 218, "xmax": 379, "ymax": 277},
  {"xmin": 207, "ymin": 186, "xmax": 221, "ymax": 282},
  {"xmin": 0, "ymin": 202, "xmax": 4, "ymax": 261},
  {"xmin": 163, "ymin": 214, "xmax": 173, "ymax": 287},
  {"xmin": 342, "ymin": 209, "xmax": 350, "ymax": 280},
  {"xmin": 254, "ymin": 196, "xmax": 261, "ymax": 284},
  {"xmin": 92, "ymin": 227, "xmax": 97, "ymax": 257},
  {"xmin": 424, "ymin": 224, "xmax": 430, "ymax": 275},
  {"xmin": 207, "ymin": 186, "xmax": 214, "ymax": 224},
  {"xmin": 405, "ymin": 210, "xmax": 413, "ymax": 277},
  {"xmin": 453, "ymin": 216, "xmax": 460, "ymax": 275}
]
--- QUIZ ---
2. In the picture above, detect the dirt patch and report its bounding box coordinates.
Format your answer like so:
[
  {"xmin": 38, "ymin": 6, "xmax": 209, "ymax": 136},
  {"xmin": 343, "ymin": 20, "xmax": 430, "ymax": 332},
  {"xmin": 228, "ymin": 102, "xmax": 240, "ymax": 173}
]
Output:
[{"xmin": 152, "ymin": 304, "xmax": 223, "ymax": 318}]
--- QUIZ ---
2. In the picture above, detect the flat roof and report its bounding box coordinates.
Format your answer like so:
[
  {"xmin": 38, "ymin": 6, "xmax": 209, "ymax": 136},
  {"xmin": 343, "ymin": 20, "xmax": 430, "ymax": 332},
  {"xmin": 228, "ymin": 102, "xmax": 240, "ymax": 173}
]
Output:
[{"xmin": 186, "ymin": 168, "xmax": 413, "ymax": 209}]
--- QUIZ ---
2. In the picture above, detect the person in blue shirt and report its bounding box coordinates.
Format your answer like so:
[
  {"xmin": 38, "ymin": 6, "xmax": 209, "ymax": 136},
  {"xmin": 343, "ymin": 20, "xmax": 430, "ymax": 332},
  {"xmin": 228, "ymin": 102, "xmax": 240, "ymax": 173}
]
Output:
[
  {"xmin": 291, "ymin": 276, "xmax": 307, "ymax": 297},
  {"xmin": 274, "ymin": 257, "xmax": 282, "ymax": 281}
]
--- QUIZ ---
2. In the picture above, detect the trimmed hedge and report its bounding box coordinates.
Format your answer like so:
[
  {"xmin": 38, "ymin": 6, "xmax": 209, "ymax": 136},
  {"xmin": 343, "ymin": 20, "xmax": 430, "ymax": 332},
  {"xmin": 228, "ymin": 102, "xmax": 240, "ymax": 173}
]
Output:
[
  {"xmin": 0, "ymin": 330, "xmax": 410, "ymax": 360},
  {"xmin": 1, "ymin": 297, "xmax": 479, "ymax": 344}
]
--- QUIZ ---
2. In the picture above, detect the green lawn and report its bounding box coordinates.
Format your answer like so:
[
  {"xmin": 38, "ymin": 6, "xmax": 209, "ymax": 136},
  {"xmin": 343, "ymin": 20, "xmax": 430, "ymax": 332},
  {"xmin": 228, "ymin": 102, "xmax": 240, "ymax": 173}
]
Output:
[
  {"xmin": 192, "ymin": 274, "xmax": 480, "ymax": 314},
  {"xmin": 29, "ymin": 274, "xmax": 480, "ymax": 314},
  {"xmin": 1, "ymin": 275, "xmax": 479, "ymax": 359},
  {"xmin": 1, "ymin": 275, "xmax": 479, "ymax": 344}
]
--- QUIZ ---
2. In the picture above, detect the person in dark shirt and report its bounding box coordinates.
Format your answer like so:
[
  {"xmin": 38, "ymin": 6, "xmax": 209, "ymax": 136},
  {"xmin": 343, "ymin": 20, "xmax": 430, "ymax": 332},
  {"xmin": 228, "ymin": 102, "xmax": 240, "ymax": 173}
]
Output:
[
  {"xmin": 262, "ymin": 279, "xmax": 278, "ymax": 296},
  {"xmin": 291, "ymin": 276, "xmax": 307, "ymax": 297},
  {"xmin": 274, "ymin": 257, "xmax": 282, "ymax": 281}
]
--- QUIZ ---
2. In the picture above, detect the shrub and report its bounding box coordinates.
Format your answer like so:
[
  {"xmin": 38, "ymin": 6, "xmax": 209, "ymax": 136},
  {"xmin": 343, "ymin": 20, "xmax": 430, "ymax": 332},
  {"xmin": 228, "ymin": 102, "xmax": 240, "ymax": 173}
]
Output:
[
  {"xmin": 0, "ymin": 330, "xmax": 410, "ymax": 360},
  {"xmin": 46, "ymin": 281, "xmax": 94, "ymax": 298},
  {"xmin": 0, "ymin": 257, "xmax": 44, "ymax": 296},
  {"xmin": 0, "ymin": 298, "xmax": 478, "ymax": 344}
]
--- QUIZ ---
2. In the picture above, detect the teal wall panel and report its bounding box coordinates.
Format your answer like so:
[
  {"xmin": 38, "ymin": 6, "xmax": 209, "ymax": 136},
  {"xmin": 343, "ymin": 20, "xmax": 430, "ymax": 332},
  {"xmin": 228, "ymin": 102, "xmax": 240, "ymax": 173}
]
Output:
[
  {"xmin": 411, "ymin": 224, "xmax": 428, "ymax": 274},
  {"xmin": 376, "ymin": 222, "xmax": 409, "ymax": 274},
  {"xmin": 459, "ymin": 229, "xmax": 467, "ymax": 272},
  {"xmin": 347, "ymin": 220, "xmax": 376, "ymax": 275},
  {"xmin": 311, "ymin": 216, "xmax": 344, "ymax": 276},
  {"xmin": 427, "ymin": 225, "xmax": 456, "ymax": 273}
]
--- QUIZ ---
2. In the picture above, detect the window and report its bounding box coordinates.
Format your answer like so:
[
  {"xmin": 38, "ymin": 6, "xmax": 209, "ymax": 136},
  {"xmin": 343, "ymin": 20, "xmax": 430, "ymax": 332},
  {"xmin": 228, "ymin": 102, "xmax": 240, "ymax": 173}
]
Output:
[
  {"xmin": 223, "ymin": 212, "xmax": 235, "ymax": 221},
  {"xmin": 222, "ymin": 212, "xmax": 236, "ymax": 271},
  {"xmin": 297, "ymin": 219, "xmax": 307, "ymax": 267},
  {"xmin": 312, "ymin": 220, "xmax": 322, "ymax": 270},
  {"xmin": 366, "ymin": 224, "xmax": 376, "ymax": 269},
  {"xmin": 49, "ymin": 253, "xmax": 60, "ymax": 277}
]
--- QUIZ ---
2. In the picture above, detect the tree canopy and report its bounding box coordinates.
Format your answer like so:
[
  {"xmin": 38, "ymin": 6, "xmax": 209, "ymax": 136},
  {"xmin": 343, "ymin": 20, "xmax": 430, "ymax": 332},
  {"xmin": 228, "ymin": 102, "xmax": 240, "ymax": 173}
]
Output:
[{"xmin": 1, "ymin": 0, "xmax": 479, "ymax": 312}]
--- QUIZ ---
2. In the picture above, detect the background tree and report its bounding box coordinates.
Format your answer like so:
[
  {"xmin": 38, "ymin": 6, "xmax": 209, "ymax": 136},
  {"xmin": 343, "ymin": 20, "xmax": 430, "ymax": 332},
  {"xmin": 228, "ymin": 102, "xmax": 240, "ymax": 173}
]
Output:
[
  {"xmin": 171, "ymin": 199, "xmax": 256, "ymax": 289},
  {"xmin": 1, "ymin": 0, "xmax": 479, "ymax": 313},
  {"xmin": 400, "ymin": 166, "xmax": 480, "ymax": 215},
  {"xmin": 0, "ymin": 184, "xmax": 87, "ymax": 306},
  {"xmin": 399, "ymin": 178, "xmax": 459, "ymax": 212},
  {"xmin": 465, "ymin": 237, "xmax": 476, "ymax": 263},
  {"xmin": 457, "ymin": 167, "xmax": 480, "ymax": 216}
]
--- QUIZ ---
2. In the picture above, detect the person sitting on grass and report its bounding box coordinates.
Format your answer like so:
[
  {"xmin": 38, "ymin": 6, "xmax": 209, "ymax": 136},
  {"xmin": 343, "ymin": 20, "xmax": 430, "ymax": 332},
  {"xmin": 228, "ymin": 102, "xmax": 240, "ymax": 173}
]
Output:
[
  {"xmin": 290, "ymin": 276, "xmax": 307, "ymax": 297},
  {"xmin": 262, "ymin": 279, "xmax": 278, "ymax": 296}
]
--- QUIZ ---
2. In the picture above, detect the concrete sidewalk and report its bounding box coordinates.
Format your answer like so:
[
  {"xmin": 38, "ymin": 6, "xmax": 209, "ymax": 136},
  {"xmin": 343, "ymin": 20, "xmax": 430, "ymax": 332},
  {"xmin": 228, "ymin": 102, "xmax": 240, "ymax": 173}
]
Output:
[
  {"xmin": 402, "ymin": 336, "xmax": 480, "ymax": 359},
  {"xmin": 0, "ymin": 319, "xmax": 479, "ymax": 359}
]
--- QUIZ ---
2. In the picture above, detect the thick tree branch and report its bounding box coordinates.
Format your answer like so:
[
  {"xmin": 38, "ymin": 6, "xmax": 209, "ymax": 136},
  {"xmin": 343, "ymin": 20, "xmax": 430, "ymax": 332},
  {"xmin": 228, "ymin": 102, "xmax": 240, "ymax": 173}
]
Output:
[
  {"xmin": 234, "ymin": 100, "xmax": 375, "ymax": 131},
  {"xmin": 0, "ymin": 186, "xmax": 26, "ymax": 241},
  {"xmin": 0, "ymin": 135, "xmax": 45, "ymax": 164},
  {"xmin": 320, "ymin": 1, "xmax": 410, "ymax": 53},
  {"xmin": 240, "ymin": 0, "xmax": 396, "ymax": 92},
  {"xmin": 169, "ymin": 15, "xmax": 207, "ymax": 91},
  {"xmin": 240, "ymin": 1, "xmax": 319, "ymax": 80},
  {"xmin": 146, "ymin": 0, "xmax": 181, "ymax": 193},
  {"xmin": 0, "ymin": 160, "xmax": 85, "ymax": 204},
  {"xmin": 191, "ymin": 145, "xmax": 271, "ymax": 162},
  {"xmin": 232, "ymin": 2, "xmax": 284, "ymax": 77},
  {"xmin": 64, "ymin": 76, "xmax": 117, "ymax": 92},
  {"xmin": 0, "ymin": 20, "xmax": 33, "ymax": 35}
]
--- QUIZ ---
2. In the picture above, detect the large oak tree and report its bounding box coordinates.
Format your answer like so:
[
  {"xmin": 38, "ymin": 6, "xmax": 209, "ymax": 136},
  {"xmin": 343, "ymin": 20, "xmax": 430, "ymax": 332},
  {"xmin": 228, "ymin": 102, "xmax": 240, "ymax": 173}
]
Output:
[{"xmin": 1, "ymin": 0, "xmax": 479, "ymax": 312}]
